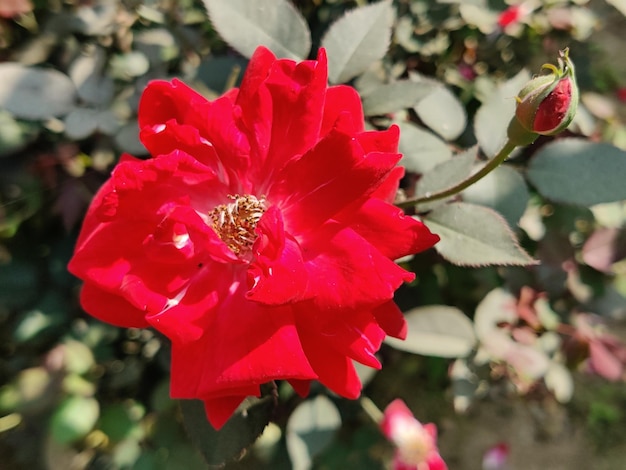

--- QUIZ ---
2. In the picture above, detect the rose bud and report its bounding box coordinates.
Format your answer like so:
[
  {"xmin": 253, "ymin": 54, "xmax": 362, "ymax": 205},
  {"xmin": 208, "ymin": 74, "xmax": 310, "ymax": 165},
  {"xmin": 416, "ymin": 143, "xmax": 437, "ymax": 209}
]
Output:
[{"xmin": 513, "ymin": 48, "xmax": 579, "ymax": 136}]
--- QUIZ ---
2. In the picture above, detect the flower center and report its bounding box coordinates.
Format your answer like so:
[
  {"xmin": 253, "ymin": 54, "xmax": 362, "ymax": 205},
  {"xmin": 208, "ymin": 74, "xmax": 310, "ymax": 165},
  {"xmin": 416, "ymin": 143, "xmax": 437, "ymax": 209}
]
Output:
[
  {"xmin": 209, "ymin": 194, "xmax": 267, "ymax": 255},
  {"xmin": 395, "ymin": 424, "xmax": 433, "ymax": 467}
]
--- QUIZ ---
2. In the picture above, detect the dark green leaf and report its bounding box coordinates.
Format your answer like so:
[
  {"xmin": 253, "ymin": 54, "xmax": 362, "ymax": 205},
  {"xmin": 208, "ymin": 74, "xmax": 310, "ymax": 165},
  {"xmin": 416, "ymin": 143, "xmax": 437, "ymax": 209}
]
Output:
[
  {"xmin": 202, "ymin": 0, "xmax": 311, "ymax": 59},
  {"xmin": 12, "ymin": 292, "xmax": 66, "ymax": 343},
  {"xmin": 424, "ymin": 202, "xmax": 536, "ymax": 266},
  {"xmin": 180, "ymin": 393, "xmax": 276, "ymax": 466},
  {"xmin": 321, "ymin": 0, "xmax": 393, "ymax": 84},
  {"xmin": 0, "ymin": 257, "xmax": 39, "ymax": 309},
  {"xmin": 527, "ymin": 138, "xmax": 626, "ymax": 206},
  {"xmin": 99, "ymin": 401, "xmax": 145, "ymax": 442}
]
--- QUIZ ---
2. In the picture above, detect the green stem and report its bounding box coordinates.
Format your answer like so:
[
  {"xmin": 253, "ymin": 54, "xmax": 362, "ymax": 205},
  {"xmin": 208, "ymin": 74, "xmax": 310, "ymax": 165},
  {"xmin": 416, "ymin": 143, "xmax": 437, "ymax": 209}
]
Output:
[
  {"xmin": 396, "ymin": 138, "xmax": 519, "ymax": 209},
  {"xmin": 360, "ymin": 396, "xmax": 383, "ymax": 424}
]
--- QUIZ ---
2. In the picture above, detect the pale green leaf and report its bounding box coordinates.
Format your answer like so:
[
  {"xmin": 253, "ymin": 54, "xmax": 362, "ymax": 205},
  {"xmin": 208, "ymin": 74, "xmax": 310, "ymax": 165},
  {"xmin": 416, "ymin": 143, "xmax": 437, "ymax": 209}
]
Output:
[
  {"xmin": 69, "ymin": 47, "xmax": 114, "ymax": 105},
  {"xmin": 0, "ymin": 110, "xmax": 39, "ymax": 157},
  {"xmin": 474, "ymin": 69, "xmax": 531, "ymax": 157},
  {"xmin": 362, "ymin": 81, "xmax": 437, "ymax": 116},
  {"xmin": 527, "ymin": 138, "xmax": 626, "ymax": 206},
  {"xmin": 545, "ymin": 362, "xmax": 574, "ymax": 403},
  {"xmin": 0, "ymin": 63, "xmax": 76, "ymax": 119},
  {"xmin": 114, "ymin": 121, "xmax": 149, "ymax": 155},
  {"xmin": 50, "ymin": 396, "xmax": 99, "ymax": 444},
  {"xmin": 202, "ymin": 0, "xmax": 311, "ymax": 59},
  {"xmin": 606, "ymin": 0, "xmax": 626, "ymax": 16},
  {"xmin": 109, "ymin": 51, "xmax": 150, "ymax": 79},
  {"xmin": 63, "ymin": 339, "xmax": 95, "ymax": 375},
  {"xmin": 398, "ymin": 122, "xmax": 452, "ymax": 173},
  {"xmin": 415, "ymin": 146, "xmax": 476, "ymax": 210},
  {"xmin": 459, "ymin": 4, "xmax": 498, "ymax": 34},
  {"xmin": 414, "ymin": 85, "xmax": 467, "ymax": 140},
  {"xmin": 63, "ymin": 109, "xmax": 99, "ymax": 140},
  {"xmin": 424, "ymin": 202, "xmax": 536, "ymax": 266},
  {"xmin": 286, "ymin": 396, "xmax": 341, "ymax": 470},
  {"xmin": 461, "ymin": 164, "xmax": 529, "ymax": 227},
  {"xmin": 385, "ymin": 306, "xmax": 476, "ymax": 358},
  {"xmin": 321, "ymin": 0, "xmax": 393, "ymax": 84}
]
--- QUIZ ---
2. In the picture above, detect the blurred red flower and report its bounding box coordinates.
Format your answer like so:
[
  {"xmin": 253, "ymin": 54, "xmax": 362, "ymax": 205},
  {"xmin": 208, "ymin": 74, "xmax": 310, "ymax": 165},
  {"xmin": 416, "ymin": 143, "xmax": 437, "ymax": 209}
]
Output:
[
  {"xmin": 381, "ymin": 399, "xmax": 447, "ymax": 470},
  {"xmin": 68, "ymin": 46, "xmax": 439, "ymax": 428},
  {"xmin": 497, "ymin": 5, "xmax": 524, "ymax": 28}
]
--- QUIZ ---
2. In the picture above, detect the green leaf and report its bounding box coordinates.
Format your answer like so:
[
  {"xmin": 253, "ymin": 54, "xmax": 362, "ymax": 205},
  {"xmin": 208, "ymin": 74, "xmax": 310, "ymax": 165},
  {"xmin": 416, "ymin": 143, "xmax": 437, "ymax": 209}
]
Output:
[
  {"xmin": 0, "ymin": 110, "xmax": 39, "ymax": 157},
  {"xmin": 5, "ymin": 367, "xmax": 55, "ymax": 414},
  {"xmin": 286, "ymin": 395, "xmax": 341, "ymax": 470},
  {"xmin": 415, "ymin": 146, "xmax": 476, "ymax": 210},
  {"xmin": 424, "ymin": 202, "xmax": 536, "ymax": 266},
  {"xmin": 0, "ymin": 257, "xmax": 39, "ymax": 309},
  {"xmin": 112, "ymin": 439, "xmax": 142, "ymax": 468},
  {"xmin": 527, "ymin": 138, "xmax": 626, "ymax": 206},
  {"xmin": 109, "ymin": 51, "xmax": 150, "ymax": 79},
  {"xmin": 397, "ymin": 122, "xmax": 452, "ymax": 174},
  {"xmin": 321, "ymin": 0, "xmax": 393, "ymax": 84},
  {"xmin": 12, "ymin": 292, "xmax": 66, "ymax": 343},
  {"xmin": 474, "ymin": 69, "xmax": 530, "ymax": 157},
  {"xmin": 414, "ymin": 85, "xmax": 467, "ymax": 140},
  {"xmin": 202, "ymin": 0, "xmax": 311, "ymax": 59},
  {"xmin": 63, "ymin": 339, "xmax": 95, "ymax": 375},
  {"xmin": 180, "ymin": 393, "xmax": 276, "ymax": 466},
  {"xmin": 459, "ymin": 4, "xmax": 498, "ymax": 34},
  {"xmin": 362, "ymin": 81, "xmax": 437, "ymax": 116},
  {"xmin": 385, "ymin": 306, "xmax": 476, "ymax": 358},
  {"xmin": 114, "ymin": 121, "xmax": 149, "ymax": 155},
  {"xmin": 99, "ymin": 401, "xmax": 145, "ymax": 442},
  {"xmin": 0, "ymin": 63, "xmax": 77, "ymax": 119},
  {"xmin": 68, "ymin": 46, "xmax": 114, "ymax": 105},
  {"xmin": 50, "ymin": 396, "xmax": 100, "ymax": 444},
  {"xmin": 461, "ymin": 164, "xmax": 530, "ymax": 227}
]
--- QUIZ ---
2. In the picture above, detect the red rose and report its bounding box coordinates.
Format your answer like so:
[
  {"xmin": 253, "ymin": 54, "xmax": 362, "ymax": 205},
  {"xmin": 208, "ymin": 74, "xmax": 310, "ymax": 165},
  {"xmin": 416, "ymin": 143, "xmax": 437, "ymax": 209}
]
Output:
[
  {"xmin": 68, "ymin": 46, "xmax": 439, "ymax": 429},
  {"xmin": 513, "ymin": 49, "xmax": 578, "ymax": 136}
]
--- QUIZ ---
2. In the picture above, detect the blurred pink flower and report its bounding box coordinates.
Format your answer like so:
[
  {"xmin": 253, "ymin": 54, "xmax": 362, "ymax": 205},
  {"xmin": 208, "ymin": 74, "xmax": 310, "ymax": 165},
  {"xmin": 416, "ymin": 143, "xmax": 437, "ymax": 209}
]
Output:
[
  {"xmin": 0, "ymin": 0, "xmax": 32, "ymax": 17},
  {"xmin": 381, "ymin": 399, "xmax": 447, "ymax": 470},
  {"xmin": 573, "ymin": 314, "xmax": 626, "ymax": 381},
  {"xmin": 482, "ymin": 442, "xmax": 510, "ymax": 470}
]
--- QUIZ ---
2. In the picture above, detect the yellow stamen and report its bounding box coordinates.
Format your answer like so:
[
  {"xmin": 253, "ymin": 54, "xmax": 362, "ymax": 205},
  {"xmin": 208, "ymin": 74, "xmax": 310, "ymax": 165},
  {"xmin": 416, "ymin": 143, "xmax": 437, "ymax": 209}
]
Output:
[{"xmin": 209, "ymin": 194, "xmax": 267, "ymax": 255}]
